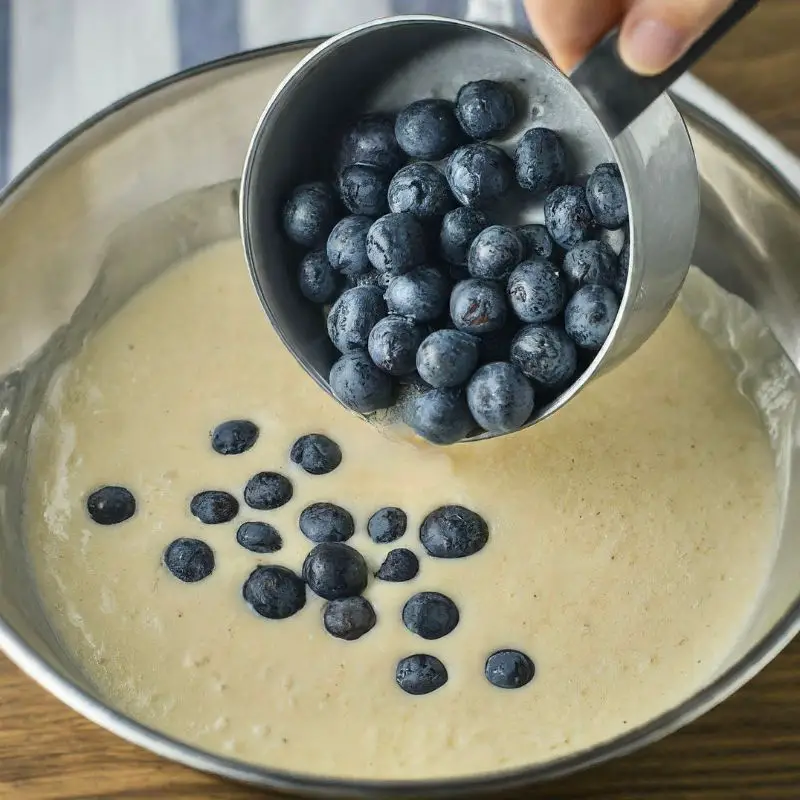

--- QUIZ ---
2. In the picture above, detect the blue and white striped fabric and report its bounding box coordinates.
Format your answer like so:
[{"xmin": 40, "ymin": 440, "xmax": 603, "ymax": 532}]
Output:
[{"xmin": 0, "ymin": 0, "xmax": 530, "ymax": 186}]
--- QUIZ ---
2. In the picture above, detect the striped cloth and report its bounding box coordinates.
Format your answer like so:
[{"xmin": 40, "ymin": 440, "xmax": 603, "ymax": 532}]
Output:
[{"xmin": 0, "ymin": 0, "xmax": 530, "ymax": 185}]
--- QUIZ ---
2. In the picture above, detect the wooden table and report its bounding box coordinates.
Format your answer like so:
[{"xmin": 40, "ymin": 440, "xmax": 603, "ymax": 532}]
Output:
[{"xmin": 2, "ymin": 2, "xmax": 799, "ymax": 797}]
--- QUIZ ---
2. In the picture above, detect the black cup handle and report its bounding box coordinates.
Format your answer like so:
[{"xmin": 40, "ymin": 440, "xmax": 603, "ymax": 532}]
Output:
[{"xmin": 569, "ymin": 0, "xmax": 761, "ymax": 138}]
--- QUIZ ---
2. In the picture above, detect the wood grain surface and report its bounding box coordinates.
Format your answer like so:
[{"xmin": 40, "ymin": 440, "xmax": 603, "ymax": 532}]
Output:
[{"xmin": 2, "ymin": 2, "xmax": 799, "ymax": 798}]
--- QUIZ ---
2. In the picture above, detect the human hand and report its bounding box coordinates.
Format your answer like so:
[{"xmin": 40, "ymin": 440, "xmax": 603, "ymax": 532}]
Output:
[{"xmin": 524, "ymin": 0, "xmax": 735, "ymax": 76}]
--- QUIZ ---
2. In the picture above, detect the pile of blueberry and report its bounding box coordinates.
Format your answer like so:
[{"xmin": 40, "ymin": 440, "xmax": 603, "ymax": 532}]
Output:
[
  {"xmin": 84, "ymin": 419, "xmax": 535, "ymax": 695},
  {"xmin": 281, "ymin": 80, "xmax": 629, "ymax": 444}
]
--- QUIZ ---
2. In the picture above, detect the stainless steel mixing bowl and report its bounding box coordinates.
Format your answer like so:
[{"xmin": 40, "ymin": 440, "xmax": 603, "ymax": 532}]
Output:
[{"xmin": 0, "ymin": 42, "xmax": 798, "ymax": 798}]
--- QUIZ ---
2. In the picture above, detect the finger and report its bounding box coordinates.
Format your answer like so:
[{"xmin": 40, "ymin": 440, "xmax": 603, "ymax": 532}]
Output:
[
  {"xmin": 619, "ymin": 0, "xmax": 735, "ymax": 75},
  {"xmin": 524, "ymin": 0, "xmax": 624, "ymax": 73}
]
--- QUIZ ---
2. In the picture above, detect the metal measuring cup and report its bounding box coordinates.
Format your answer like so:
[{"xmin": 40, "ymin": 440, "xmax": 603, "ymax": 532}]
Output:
[{"xmin": 240, "ymin": 4, "xmax": 759, "ymax": 441}]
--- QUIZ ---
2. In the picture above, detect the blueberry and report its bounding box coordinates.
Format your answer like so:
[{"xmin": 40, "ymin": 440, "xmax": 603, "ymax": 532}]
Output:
[
  {"xmin": 326, "ymin": 215, "xmax": 374, "ymax": 279},
  {"xmin": 563, "ymin": 240, "xmax": 619, "ymax": 292},
  {"xmin": 516, "ymin": 224, "xmax": 556, "ymax": 261},
  {"xmin": 329, "ymin": 351, "xmax": 394, "ymax": 414},
  {"xmin": 616, "ymin": 234, "xmax": 630, "ymax": 298},
  {"xmin": 243, "ymin": 473, "xmax": 293, "ymax": 511},
  {"xmin": 450, "ymin": 279, "xmax": 508, "ymax": 336},
  {"xmin": 586, "ymin": 162, "xmax": 628, "ymax": 229},
  {"xmin": 396, "ymin": 654, "xmax": 448, "ymax": 695},
  {"xmin": 507, "ymin": 260, "xmax": 566, "ymax": 324},
  {"xmin": 210, "ymin": 419, "xmax": 259, "ymax": 456},
  {"xmin": 388, "ymin": 163, "xmax": 456, "ymax": 220},
  {"xmin": 402, "ymin": 591, "xmax": 459, "ymax": 640},
  {"xmin": 368, "ymin": 507, "xmax": 407, "ymax": 544},
  {"xmin": 299, "ymin": 502, "xmax": 354, "ymax": 543},
  {"xmin": 384, "ymin": 267, "xmax": 449, "ymax": 323},
  {"xmin": 485, "ymin": 649, "xmax": 536, "ymax": 689},
  {"xmin": 467, "ymin": 362, "xmax": 535, "ymax": 434},
  {"xmin": 455, "ymin": 80, "xmax": 516, "ymax": 140},
  {"xmin": 544, "ymin": 185, "xmax": 595, "ymax": 249},
  {"xmin": 282, "ymin": 182, "xmax": 339, "ymax": 248},
  {"xmin": 405, "ymin": 388, "xmax": 475, "ymax": 445},
  {"xmin": 302, "ymin": 542, "xmax": 368, "ymax": 600},
  {"xmin": 440, "ymin": 207, "xmax": 489, "ymax": 267},
  {"xmin": 511, "ymin": 324, "xmax": 578, "ymax": 388},
  {"xmin": 339, "ymin": 113, "xmax": 405, "ymax": 173},
  {"xmin": 367, "ymin": 316, "xmax": 425, "ymax": 376},
  {"xmin": 376, "ymin": 548, "xmax": 419, "ymax": 582},
  {"xmin": 395, "ymin": 99, "xmax": 463, "ymax": 161},
  {"xmin": 86, "ymin": 485, "xmax": 136, "ymax": 525},
  {"xmin": 416, "ymin": 329, "xmax": 479, "ymax": 389},
  {"xmin": 514, "ymin": 128, "xmax": 568, "ymax": 196},
  {"xmin": 290, "ymin": 433, "xmax": 342, "ymax": 476},
  {"xmin": 420, "ymin": 505, "xmax": 489, "ymax": 558},
  {"xmin": 298, "ymin": 250, "xmax": 340, "ymax": 304},
  {"xmin": 236, "ymin": 521, "xmax": 283, "ymax": 554},
  {"xmin": 446, "ymin": 143, "xmax": 513, "ymax": 208},
  {"xmin": 468, "ymin": 225, "xmax": 524, "ymax": 281},
  {"xmin": 243, "ymin": 565, "xmax": 306, "ymax": 619},
  {"xmin": 323, "ymin": 596, "xmax": 377, "ymax": 640},
  {"xmin": 326, "ymin": 286, "xmax": 387, "ymax": 353},
  {"xmin": 564, "ymin": 284, "xmax": 619, "ymax": 351},
  {"xmin": 163, "ymin": 537, "xmax": 214, "ymax": 583},
  {"xmin": 190, "ymin": 490, "xmax": 239, "ymax": 524},
  {"xmin": 366, "ymin": 213, "xmax": 427, "ymax": 277},
  {"xmin": 337, "ymin": 164, "xmax": 390, "ymax": 217}
]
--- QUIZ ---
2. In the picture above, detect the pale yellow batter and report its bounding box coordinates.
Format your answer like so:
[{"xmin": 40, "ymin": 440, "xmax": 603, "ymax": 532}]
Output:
[{"xmin": 25, "ymin": 240, "xmax": 776, "ymax": 780}]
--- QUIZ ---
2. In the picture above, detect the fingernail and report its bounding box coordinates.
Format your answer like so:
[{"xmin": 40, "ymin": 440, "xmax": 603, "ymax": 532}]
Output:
[{"xmin": 620, "ymin": 18, "xmax": 687, "ymax": 75}]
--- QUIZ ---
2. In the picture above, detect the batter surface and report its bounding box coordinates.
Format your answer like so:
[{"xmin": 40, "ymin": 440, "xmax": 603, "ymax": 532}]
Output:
[{"xmin": 25, "ymin": 240, "xmax": 776, "ymax": 780}]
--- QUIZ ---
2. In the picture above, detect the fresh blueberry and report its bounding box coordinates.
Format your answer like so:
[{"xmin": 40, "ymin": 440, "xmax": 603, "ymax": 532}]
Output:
[
  {"xmin": 402, "ymin": 591, "xmax": 459, "ymax": 640},
  {"xmin": 190, "ymin": 490, "xmax": 239, "ymax": 524},
  {"xmin": 329, "ymin": 351, "xmax": 394, "ymax": 414},
  {"xmin": 420, "ymin": 505, "xmax": 489, "ymax": 559},
  {"xmin": 565, "ymin": 284, "xmax": 619, "ymax": 351},
  {"xmin": 616, "ymin": 233, "xmax": 630, "ymax": 298},
  {"xmin": 455, "ymin": 80, "xmax": 516, "ymax": 140},
  {"xmin": 385, "ymin": 266, "xmax": 450, "ymax": 323},
  {"xmin": 338, "ymin": 113, "xmax": 405, "ymax": 173},
  {"xmin": 289, "ymin": 433, "xmax": 342, "ymax": 476},
  {"xmin": 514, "ymin": 128, "xmax": 567, "ymax": 196},
  {"xmin": 563, "ymin": 240, "xmax": 619, "ymax": 292},
  {"xmin": 467, "ymin": 225, "xmax": 524, "ymax": 281},
  {"xmin": 86, "ymin": 485, "xmax": 136, "ymax": 525},
  {"xmin": 395, "ymin": 99, "xmax": 463, "ymax": 161},
  {"xmin": 337, "ymin": 164, "xmax": 390, "ymax": 217},
  {"xmin": 396, "ymin": 653, "xmax": 448, "ymax": 695},
  {"xmin": 326, "ymin": 286, "xmax": 387, "ymax": 353},
  {"xmin": 302, "ymin": 542, "xmax": 368, "ymax": 600},
  {"xmin": 298, "ymin": 250, "xmax": 340, "ymax": 304},
  {"xmin": 388, "ymin": 163, "xmax": 456, "ymax": 220},
  {"xmin": 243, "ymin": 565, "xmax": 306, "ymax": 619},
  {"xmin": 510, "ymin": 324, "xmax": 578, "ymax": 388},
  {"xmin": 368, "ymin": 507, "xmax": 408, "ymax": 544},
  {"xmin": 586, "ymin": 162, "xmax": 628, "ymax": 229},
  {"xmin": 544, "ymin": 185, "xmax": 595, "ymax": 248},
  {"xmin": 163, "ymin": 537, "xmax": 214, "ymax": 583},
  {"xmin": 243, "ymin": 473, "xmax": 293, "ymax": 511},
  {"xmin": 507, "ymin": 259, "xmax": 566, "ymax": 323},
  {"xmin": 210, "ymin": 419, "xmax": 259, "ymax": 456},
  {"xmin": 485, "ymin": 649, "xmax": 536, "ymax": 689},
  {"xmin": 405, "ymin": 388, "xmax": 475, "ymax": 445},
  {"xmin": 446, "ymin": 143, "xmax": 513, "ymax": 208},
  {"xmin": 326, "ymin": 215, "xmax": 374, "ymax": 279},
  {"xmin": 416, "ymin": 329, "xmax": 479, "ymax": 389},
  {"xmin": 440, "ymin": 207, "xmax": 489, "ymax": 266},
  {"xmin": 236, "ymin": 521, "xmax": 283, "ymax": 554},
  {"xmin": 450, "ymin": 279, "xmax": 508, "ymax": 335},
  {"xmin": 376, "ymin": 548, "xmax": 419, "ymax": 582},
  {"xmin": 323, "ymin": 596, "xmax": 377, "ymax": 640},
  {"xmin": 366, "ymin": 213, "xmax": 427, "ymax": 277},
  {"xmin": 467, "ymin": 362, "xmax": 535, "ymax": 434},
  {"xmin": 367, "ymin": 316, "xmax": 425, "ymax": 376},
  {"xmin": 282, "ymin": 182, "xmax": 339, "ymax": 248},
  {"xmin": 516, "ymin": 224, "xmax": 556, "ymax": 261},
  {"xmin": 299, "ymin": 502, "xmax": 355, "ymax": 543}
]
